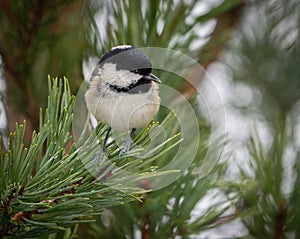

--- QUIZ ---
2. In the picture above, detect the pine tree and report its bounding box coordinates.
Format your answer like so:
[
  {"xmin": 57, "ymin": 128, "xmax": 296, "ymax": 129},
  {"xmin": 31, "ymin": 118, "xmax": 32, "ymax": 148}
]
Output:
[
  {"xmin": 0, "ymin": 0, "xmax": 244, "ymax": 238},
  {"xmin": 2, "ymin": 0, "xmax": 299, "ymax": 238},
  {"xmin": 0, "ymin": 78, "xmax": 183, "ymax": 238},
  {"xmin": 226, "ymin": 0, "xmax": 300, "ymax": 237}
]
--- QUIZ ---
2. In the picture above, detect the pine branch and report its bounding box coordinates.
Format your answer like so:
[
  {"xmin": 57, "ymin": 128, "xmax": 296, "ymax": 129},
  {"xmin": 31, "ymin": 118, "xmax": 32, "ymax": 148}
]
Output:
[{"xmin": 0, "ymin": 77, "xmax": 181, "ymax": 238}]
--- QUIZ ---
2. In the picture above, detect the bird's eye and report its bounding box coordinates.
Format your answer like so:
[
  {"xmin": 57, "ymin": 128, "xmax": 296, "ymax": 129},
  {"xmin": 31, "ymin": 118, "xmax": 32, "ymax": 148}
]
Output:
[
  {"xmin": 131, "ymin": 68, "xmax": 152, "ymax": 75},
  {"xmin": 143, "ymin": 68, "xmax": 152, "ymax": 75}
]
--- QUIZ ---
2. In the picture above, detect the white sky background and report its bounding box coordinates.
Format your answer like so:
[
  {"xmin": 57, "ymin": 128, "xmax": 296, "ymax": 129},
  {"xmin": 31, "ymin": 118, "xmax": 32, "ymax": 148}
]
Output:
[{"xmin": 0, "ymin": 57, "xmax": 8, "ymax": 149}]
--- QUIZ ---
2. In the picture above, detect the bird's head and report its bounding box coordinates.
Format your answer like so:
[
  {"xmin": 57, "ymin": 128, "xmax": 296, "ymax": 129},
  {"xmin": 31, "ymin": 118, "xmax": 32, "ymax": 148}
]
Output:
[{"xmin": 91, "ymin": 45, "xmax": 160, "ymax": 93}]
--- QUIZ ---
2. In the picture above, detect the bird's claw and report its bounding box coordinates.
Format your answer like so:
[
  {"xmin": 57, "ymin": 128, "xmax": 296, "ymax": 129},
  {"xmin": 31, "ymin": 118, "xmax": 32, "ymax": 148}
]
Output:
[
  {"xmin": 93, "ymin": 150, "xmax": 107, "ymax": 165},
  {"xmin": 119, "ymin": 137, "xmax": 132, "ymax": 155}
]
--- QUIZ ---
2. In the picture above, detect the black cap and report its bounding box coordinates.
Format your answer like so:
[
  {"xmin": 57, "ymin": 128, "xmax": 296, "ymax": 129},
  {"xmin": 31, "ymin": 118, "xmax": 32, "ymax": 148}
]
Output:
[{"xmin": 98, "ymin": 45, "xmax": 152, "ymax": 72}]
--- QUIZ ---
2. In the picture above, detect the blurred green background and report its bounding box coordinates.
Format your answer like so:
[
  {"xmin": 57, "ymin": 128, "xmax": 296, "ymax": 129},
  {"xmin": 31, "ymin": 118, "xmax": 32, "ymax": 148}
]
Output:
[{"xmin": 1, "ymin": 0, "xmax": 300, "ymax": 238}]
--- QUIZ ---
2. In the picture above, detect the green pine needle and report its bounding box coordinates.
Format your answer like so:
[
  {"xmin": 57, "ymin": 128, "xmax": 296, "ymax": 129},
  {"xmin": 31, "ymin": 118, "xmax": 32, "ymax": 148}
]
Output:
[{"xmin": 0, "ymin": 77, "xmax": 181, "ymax": 238}]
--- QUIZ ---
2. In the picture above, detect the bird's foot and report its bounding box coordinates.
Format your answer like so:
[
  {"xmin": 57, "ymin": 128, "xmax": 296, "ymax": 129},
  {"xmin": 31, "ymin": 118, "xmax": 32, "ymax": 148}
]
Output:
[
  {"xmin": 92, "ymin": 150, "xmax": 113, "ymax": 182},
  {"xmin": 93, "ymin": 150, "xmax": 107, "ymax": 166},
  {"xmin": 119, "ymin": 136, "xmax": 132, "ymax": 155}
]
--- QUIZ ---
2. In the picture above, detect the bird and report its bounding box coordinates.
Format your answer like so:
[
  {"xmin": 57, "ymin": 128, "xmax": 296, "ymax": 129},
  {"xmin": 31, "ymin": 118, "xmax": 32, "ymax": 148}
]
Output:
[{"xmin": 85, "ymin": 45, "xmax": 161, "ymax": 155}]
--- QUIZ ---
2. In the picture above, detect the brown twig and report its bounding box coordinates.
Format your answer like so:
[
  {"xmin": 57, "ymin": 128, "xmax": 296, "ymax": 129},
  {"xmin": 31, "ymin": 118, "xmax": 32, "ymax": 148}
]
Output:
[
  {"xmin": 141, "ymin": 210, "xmax": 151, "ymax": 239},
  {"xmin": 274, "ymin": 200, "xmax": 287, "ymax": 239},
  {"xmin": 140, "ymin": 192, "xmax": 151, "ymax": 239}
]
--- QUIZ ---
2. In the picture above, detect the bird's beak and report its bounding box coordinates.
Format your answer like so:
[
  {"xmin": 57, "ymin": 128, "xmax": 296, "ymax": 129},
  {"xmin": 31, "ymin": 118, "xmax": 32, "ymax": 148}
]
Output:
[{"xmin": 144, "ymin": 73, "xmax": 161, "ymax": 83}]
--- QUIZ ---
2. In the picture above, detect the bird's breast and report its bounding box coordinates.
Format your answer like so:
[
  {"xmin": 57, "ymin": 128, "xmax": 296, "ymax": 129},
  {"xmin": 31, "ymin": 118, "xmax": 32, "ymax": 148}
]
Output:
[{"xmin": 86, "ymin": 86, "xmax": 160, "ymax": 131}]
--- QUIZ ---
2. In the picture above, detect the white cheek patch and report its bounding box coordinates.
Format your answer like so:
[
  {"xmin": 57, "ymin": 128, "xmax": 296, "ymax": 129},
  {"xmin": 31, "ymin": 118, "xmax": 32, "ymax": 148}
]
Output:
[{"xmin": 100, "ymin": 63, "xmax": 140, "ymax": 88}]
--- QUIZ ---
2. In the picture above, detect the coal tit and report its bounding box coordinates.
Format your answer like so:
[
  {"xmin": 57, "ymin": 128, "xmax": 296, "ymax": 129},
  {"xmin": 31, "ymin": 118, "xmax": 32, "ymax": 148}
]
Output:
[{"xmin": 85, "ymin": 45, "xmax": 161, "ymax": 154}]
